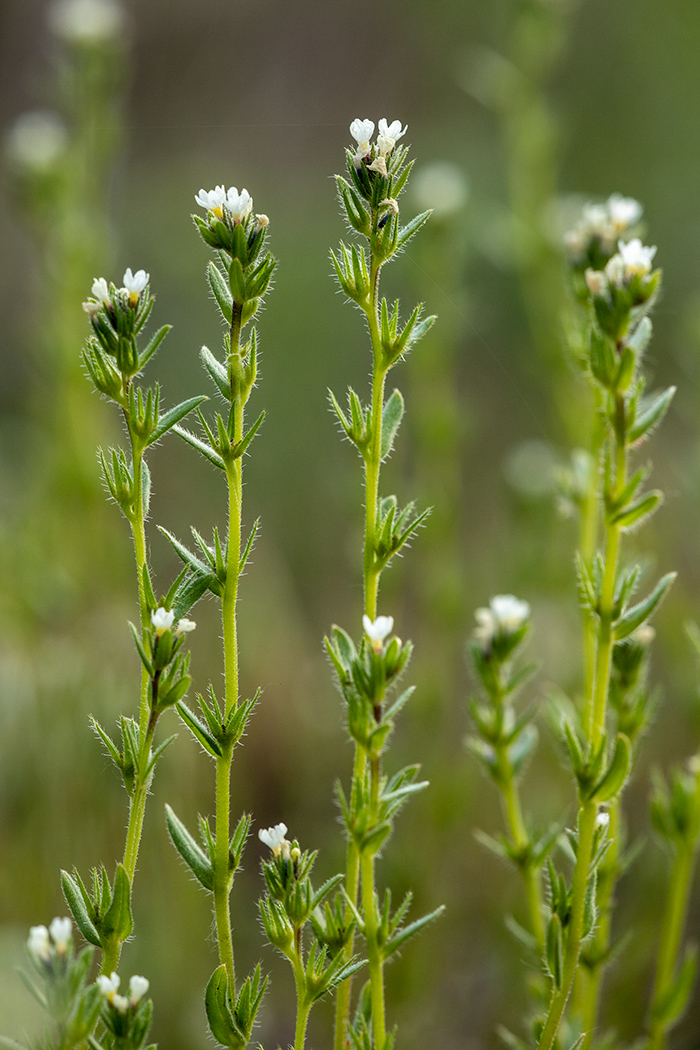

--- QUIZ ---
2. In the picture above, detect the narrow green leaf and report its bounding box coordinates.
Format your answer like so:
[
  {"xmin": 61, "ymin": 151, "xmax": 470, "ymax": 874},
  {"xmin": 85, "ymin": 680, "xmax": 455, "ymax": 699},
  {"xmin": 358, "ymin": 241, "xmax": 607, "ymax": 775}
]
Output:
[
  {"xmin": 652, "ymin": 943, "xmax": 698, "ymax": 1027},
  {"xmin": 232, "ymin": 410, "xmax": 265, "ymax": 460},
  {"xmin": 385, "ymin": 905, "xmax": 445, "ymax": 960},
  {"xmin": 165, "ymin": 804, "xmax": 215, "ymax": 891},
  {"xmin": 239, "ymin": 518, "xmax": 260, "ymax": 574},
  {"xmin": 61, "ymin": 870, "xmax": 101, "ymax": 947},
  {"xmin": 591, "ymin": 734, "xmax": 631, "ymax": 803},
  {"xmin": 396, "ymin": 209, "xmax": 431, "ymax": 251},
  {"xmin": 208, "ymin": 262, "xmax": 233, "ymax": 324},
  {"xmin": 173, "ymin": 424, "xmax": 226, "ymax": 471},
  {"xmin": 158, "ymin": 527, "xmax": 212, "ymax": 577},
  {"xmin": 610, "ymin": 489, "xmax": 662, "ymax": 529},
  {"xmin": 546, "ymin": 914, "xmax": 563, "ymax": 987},
  {"xmin": 128, "ymin": 621, "xmax": 153, "ymax": 676},
  {"xmin": 201, "ymin": 345, "xmax": 232, "ymax": 401},
  {"xmin": 148, "ymin": 396, "xmax": 208, "ymax": 446},
  {"xmin": 614, "ymin": 572, "xmax": 676, "ymax": 640},
  {"xmin": 380, "ymin": 389, "xmax": 404, "ymax": 461},
  {"xmin": 628, "ymin": 385, "xmax": 676, "ymax": 445},
  {"xmin": 205, "ymin": 965, "xmax": 237, "ymax": 1046},
  {"xmin": 138, "ymin": 324, "xmax": 171, "ymax": 371},
  {"xmin": 176, "ymin": 701, "xmax": 222, "ymax": 757},
  {"xmin": 101, "ymin": 864, "xmax": 133, "ymax": 942},
  {"xmin": 360, "ymin": 822, "xmax": 392, "ymax": 856}
]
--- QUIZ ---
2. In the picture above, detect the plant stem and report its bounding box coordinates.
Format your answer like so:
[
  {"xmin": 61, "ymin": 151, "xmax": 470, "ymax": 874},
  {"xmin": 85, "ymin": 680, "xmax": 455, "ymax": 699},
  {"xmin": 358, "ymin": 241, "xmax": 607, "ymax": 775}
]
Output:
[
  {"xmin": 647, "ymin": 765, "xmax": 700, "ymax": 1050},
  {"xmin": 361, "ymin": 758, "xmax": 386, "ymax": 1050},
  {"xmin": 212, "ymin": 308, "xmax": 245, "ymax": 995},
  {"xmin": 291, "ymin": 952, "xmax": 312, "ymax": 1050},
  {"xmin": 335, "ymin": 245, "xmax": 386, "ymax": 1050},
  {"xmin": 499, "ymin": 766, "xmax": 545, "ymax": 950},
  {"xmin": 538, "ymin": 410, "xmax": 627, "ymax": 1050}
]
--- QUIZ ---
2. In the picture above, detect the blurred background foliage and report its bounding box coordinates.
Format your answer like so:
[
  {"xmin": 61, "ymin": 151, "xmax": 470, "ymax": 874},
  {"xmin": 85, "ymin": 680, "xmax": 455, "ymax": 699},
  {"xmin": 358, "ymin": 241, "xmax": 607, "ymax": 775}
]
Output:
[{"xmin": 2, "ymin": 0, "xmax": 700, "ymax": 1047}]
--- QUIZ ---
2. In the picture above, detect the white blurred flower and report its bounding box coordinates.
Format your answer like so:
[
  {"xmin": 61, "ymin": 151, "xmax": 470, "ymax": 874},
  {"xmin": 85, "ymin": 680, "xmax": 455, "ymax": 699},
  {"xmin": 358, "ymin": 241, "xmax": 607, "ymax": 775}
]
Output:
[
  {"xmin": 112, "ymin": 994, "xmax": 130, "ymax": 1013},
  {"xmin": 617, "ymin": 237, "xmax": 657, "ymax": 277},
  {"xmin": 224, "ymin": 186, "xmax": 253, "ymax": 223},
  {"xmin": 350, "ymin": 118, "xmax": 375, "ymax": 154},
  {"xmin": 259, "ymin": 822, "xmax": 291, "ymax": 859},
  {"xmin": 151, "ymin": 607, "xmax": 174, "ymax": 636},
  {"xmin": 129, "ymin": 975, "xmax": 150, "ymax": 1004},
  {"xmin": 122, "ymin": 268, "xmax": 149, "ymax": 301},
  {"xmin": 195, "ymin": 185, "xmax": 227, "ymax": 216},
  {"xmin": 5, "ymin": 111, "xmax": 68, "ymax": 172},
  {"xmin": 581, "ymin": 203, "xmax": 609, "ymax": 237},
  {"xmin": 607, "ymin": 193, "xmax": 642, "ymax": 232},
  {"xmin": 376, "ymin": 118, "xmax": 407, "ymax": 155},
  {"xmin": 585, "ymin": 268, "xmax": 607, "ymax": 297},
  {"xmin": 604, "ymin": 253, "xmax": 626, "ymax": 287},
  {"xmin": 474, "ymin": 595, "xmax": 530, "ymax": 646},
  {"xmin": 175, "ymin": 618, "xmax": 196, "ymax": 635},
  {"xmin": 595, "ymin": 811, "xmax": 610, "ymax": 831},
  {"xmin": 91, "ymin": 277, "xmax": 111, "ymax": 304},
  {"xmin": 97, "ymin": 972, "xmax": 121, "ymax": 997},
  {"xmin": 363, "ymin": 614, "xmax": 394, "ymax": 652},
  {"xmin": 411, "ymin": 161, "xmax": 468, "ymax": 219},
  {"xmin": 49, "ymin": 917, "xmax": 72, "ymax": 952},
  {"xmin": 27, "ymin": 925, "xmax": 50, "ymax": 961},
  {"xmin": 48, "ymin": 0, "xmax": 125, "ymax": 43}
]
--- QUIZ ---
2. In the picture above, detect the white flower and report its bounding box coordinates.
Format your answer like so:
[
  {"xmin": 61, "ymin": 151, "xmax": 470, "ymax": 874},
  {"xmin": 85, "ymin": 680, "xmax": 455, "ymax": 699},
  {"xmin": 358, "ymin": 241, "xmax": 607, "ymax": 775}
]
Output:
[
  {"xmin": 175, "ymin": 617, "xmax": 196, "ymax": 634},
  {"xmin": 367, "ymin": 155, "xmax": 388, "ymax": 177},
  {"xmin": 607, "ymin": 193, "xmax": 642, "ymax": 232},
  {"xmin": 48, "ymin": 0, "xmax": 124, "ymax": 44},
  {"xmin": 595, "ymin": 811, "xmax": 610, "ymax": 831},
  {"xmin": 97, "ymin": 972, "xmax": 121, "ymax": 996},
  {"xmin": 27, "ymin": 925, "xmax": 50, "ymax": 961},
  {"xmin": 350, "ymin": 117, "xmax": 375, "ymax": 161},
  {"xmin": 581, "ymin": 202, "xmax": 609, "ymax": 237},
  {"xmin": 5, "ymin": 111, "xmax": 68, "ymax": 171},
  {"xmin": 224, "ymin": 186, "xmax": 253, "ymax": 223},
  {"xmin": 585, "ymin": 269, "xmax": 607, "ymax": 297},
  {"xmin": 604, "ymin": 253, "xmax": 626, "ymax": 287},
  {"xmin": 112, "ymin": 994, "xmax": 130, "ymax": 1013},
  {"xmin": 350, "ymin": 118, "xmax": 375, "ymax": 149},
  {"xmin": 563, "ymin": 224, "xmax": 587, "ymax": 259},
  {"xmin": 255, "ymin": 214, "xmax": 270, "ymax": 230},
  {"xmin": 363, "ymin": 614, "xmax": 394, "ymax": 651},
  {"xmin": 259, "ymin": 822, "xmax": 291, "ymax": 859},
  {"xmin": 49, "ymin": 917, "xmax": 72, "ymax": 952},
  {"xmin": 376, "ymin": 118, "xmax": 407, "ymax": 155},
  {"xmin": 151, "ymin": 607, "xmax": 174, "ymax": 636},
  {"xmin": 129, "ymin": 975, "xmax": 150, "ymax": 1004},
  {"xmin": 617, "ymin": 237, "xmax": 657, "ymax": 277},
  {"xmin": 195, "ymin": 185, "xmax": 227, "ymax": 216},
  {"xmin": 474, "ymin": 594, "xmax": 530, "ymax": 646},
  {"xmin": 122, "ymin": 268, "xmax": 149, "ymax": 300},
  {"xmin": 91, "ymin": 277, "xmax": 111, "ymax": 304}
]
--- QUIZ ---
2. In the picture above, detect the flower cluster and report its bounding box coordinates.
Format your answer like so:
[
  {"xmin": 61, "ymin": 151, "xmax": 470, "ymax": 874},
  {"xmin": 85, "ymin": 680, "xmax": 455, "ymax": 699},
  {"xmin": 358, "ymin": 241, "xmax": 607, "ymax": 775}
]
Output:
[
  {"xmin": 82, "ymin": 268, "xmax": 149, "ymax": 317},
  {"xmin": 97, "ymin": 971, "xmax": 149, "ymax": 1014},
  {"xmin": 474, "ymin": 594, "xmax": 530, "ymax": 650},
  {"xmin": 585, "ymin": 237, "xmax": 657, "ymax": 296},
  {"xmin": 192, "ymin": 183, "xmax": 271, "ymax": 265},
  {"xmin": 564, "ymin": 193, "xmax": 642, "ymax": 268},
  {"xmin": 259, "ymin": 822, "xmax": 292, "ymax": 861},
  {"xmin": 151, "ymin": 606, "xmax": 196, "ymax": 637},
  {"xmin": 349, "ymin": 117, "xmax": 407, "ymax": 177},
  {"xmin": 27, "ymin": 916, "xmax": 73, "ymax": 962}
]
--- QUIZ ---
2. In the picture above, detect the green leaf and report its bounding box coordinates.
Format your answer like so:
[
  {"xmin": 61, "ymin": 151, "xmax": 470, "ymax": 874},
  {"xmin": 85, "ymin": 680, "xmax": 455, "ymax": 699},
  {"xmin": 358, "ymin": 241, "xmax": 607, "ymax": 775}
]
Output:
[
  {"xmin": 589, "ymin": 331, "xmax": 617, "ymax": 389},
  {"xmin": 232, "ymin": 409, "xmax": 265, "ymax": 460},
  {"xmin": 652, "ymin": 943, "xmax": 698, "ymax": 1027},
  {"xmin": 176, "ymin": 701, "xmax": 222, "ymax": 758},
  {"xmin": 101, "ymin": 864, "xmax": 133, "ymax": 942},
  {"xmin": 173, "ymin": 424, "xmax": 226, "ymax": 471},
  {"xmin": 61, "ymin": 870, "xmax": 101, "ymax": 947},
  {"xmin": 590, "ymin": 734, "xmax": 631, "ymax": 803},
  {"xmin": 158, "ymin": 527, "xmax": 212, "ymax": 577},
  {"xmin": 396, "ymin": 209, "xmax": 431, "ymax": 251},
  {"xmin": 628, "ymin": 385, "xmax": 676, "ymax": 444},
  {"xmin": 614, "ymin": 572, "xmax": 676, "ymax": 640},
  {"xmin": 380, "ymin": 389, "xmax": 404, "ymax": 461},
  {"xmin": 165, "ymin": 804, "xmax": 215, "ymax": 891},
  {"xmin": 385, "ymin": 905, "xmax": 445, "ymax": 959},
  {"xmin": 546, "ymin": 913, "xmax": 563, "ymax": 988},
  {"xmin": 229, "ymin": 257, "xmax": 247, "ymax": 302},
  {"xmin": 201, "ymin": 345, "xmax": 232, "ymax": 401},
  {"xmin": 148, "ymin": 396, "xmax": 208, "ymax": 446},
  {"xmin": 208, "ymin": 262, "xmax": 233, "ymax": 324},
  {"xmin": 610, "ymin": 489, "xmax": 662, "ymax": 529},
  {"xmin": 239, "ymin": 518, "xmax": 260, "ymax": 574},
  {"xmin": 205, "ymin": 965, "xmax": 239, "ymax": 1047},
  {"xmin": 138, "ymin": 324, "xmax": 171, "ymax": 371},
  {"xmin": 360, "ymin": 822, "xmax": 392, "ymax": 856}
]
